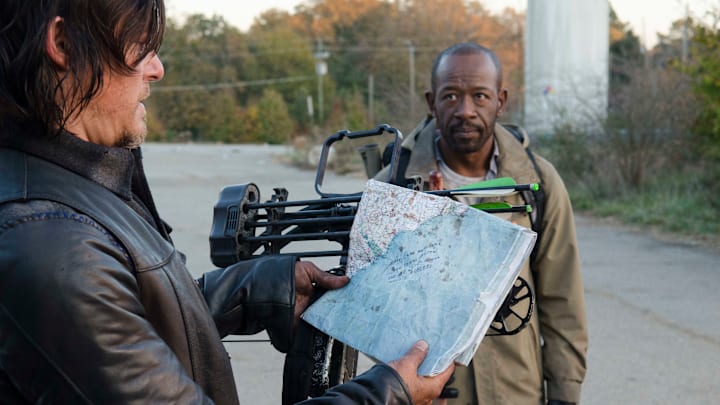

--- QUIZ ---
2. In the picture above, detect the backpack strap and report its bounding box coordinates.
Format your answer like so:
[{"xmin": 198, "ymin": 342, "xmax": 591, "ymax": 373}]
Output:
[
  {"xmin": 501, "ymin": 124, "xmax": 545, "ymax": 265},
  {"xmin": 382, "ymin": 116, "xmax": 433, "ymax": 188}
]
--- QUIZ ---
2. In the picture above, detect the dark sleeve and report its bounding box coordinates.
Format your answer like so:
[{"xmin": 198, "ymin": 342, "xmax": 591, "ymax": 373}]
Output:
[
  {"xmin": 298, "ymin": 365, "xmax": 412, "ymax": 405},
  {"xmin": 0, "ymin": 214, "xmax": 212, "ymax": 404},
  {"xmin": 198, "ymin": 255, "xmax": 297, "ymax": 353}
]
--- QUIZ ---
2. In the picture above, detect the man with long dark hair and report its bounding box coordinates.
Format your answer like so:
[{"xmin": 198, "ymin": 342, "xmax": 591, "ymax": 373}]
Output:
[{"xmin": 0, "ymin": 1, "xmax": 453, "ymax": 403}]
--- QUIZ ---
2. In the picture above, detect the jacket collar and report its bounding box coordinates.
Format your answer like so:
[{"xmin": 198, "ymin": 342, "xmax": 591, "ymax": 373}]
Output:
[
  {"xmin": 403, "ymin": 118, "xmax": 541, "ymax": 185},
  {"xmin": 0, "ymin": 121, "xmax": 136, "ymax": 200},
  {"xmin": 402, "ymin": 117, "xmax": 438, "ymax": 180}
]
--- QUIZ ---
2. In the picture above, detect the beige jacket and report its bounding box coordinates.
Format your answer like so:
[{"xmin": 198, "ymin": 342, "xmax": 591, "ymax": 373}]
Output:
[{"xmin": 376, "ymin": 119, "xmax": 588, "ymax": 404}]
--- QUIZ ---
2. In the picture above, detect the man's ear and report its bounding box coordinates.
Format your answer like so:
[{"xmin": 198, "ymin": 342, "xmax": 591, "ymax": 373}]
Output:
[
  {"xmin": 496, "ymin": 87, "xmax": 508, "ymax": 117},
  {"xmin": 45, "ymin": 17, "xmax": 69, "ymax": 70},
  {"xmin": 424, "ymin": 90, "xmax": 436, "ymax": 116}
]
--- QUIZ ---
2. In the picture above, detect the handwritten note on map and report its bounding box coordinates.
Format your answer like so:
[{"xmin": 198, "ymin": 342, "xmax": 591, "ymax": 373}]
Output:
[{"xmin": 301, "ymin": 179, "xmax": 536, "ymax": 375}]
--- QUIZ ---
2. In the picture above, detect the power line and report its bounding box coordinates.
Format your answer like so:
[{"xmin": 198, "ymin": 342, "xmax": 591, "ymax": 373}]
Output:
[
  {"xmin": 151, "ymin": 75, "xmax": 314, "ymax": 93},
  {"xmin": 159, "ymin": 37, "xmax": 520, "ymax": 62}
]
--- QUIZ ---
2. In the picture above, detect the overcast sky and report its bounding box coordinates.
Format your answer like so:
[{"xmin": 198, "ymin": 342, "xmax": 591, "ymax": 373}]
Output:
[{"xmin": 165, "ymin": 0, "xmax": 715, "ymax": 48}]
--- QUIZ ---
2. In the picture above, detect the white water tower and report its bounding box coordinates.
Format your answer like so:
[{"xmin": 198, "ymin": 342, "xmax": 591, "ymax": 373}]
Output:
[{"xmin": 524, "ymin": 0, "xmax": 609, "ymax": 135}]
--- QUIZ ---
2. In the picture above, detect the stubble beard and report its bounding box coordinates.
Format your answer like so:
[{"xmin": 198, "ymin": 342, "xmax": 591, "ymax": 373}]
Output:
[
  {"xmin": 114, "ymin": 104, "xmax": 149, "ymax": 149},
  {"xmin": 115, "ymin": 125, "xmax": 147, "ymax": 149},
  {"xmin": 450, "ymin": 133, "xmax": 490, "ymax": 154},
  {"xmin": 445, "ymin": 122, "xmax": 494, "ymax": 155}
]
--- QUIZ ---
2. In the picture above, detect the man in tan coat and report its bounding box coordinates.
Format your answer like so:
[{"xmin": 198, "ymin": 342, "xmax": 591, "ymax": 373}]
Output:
[{"xmin": 377, "ymin": 43, "xmax": 588, "ymax": 404}]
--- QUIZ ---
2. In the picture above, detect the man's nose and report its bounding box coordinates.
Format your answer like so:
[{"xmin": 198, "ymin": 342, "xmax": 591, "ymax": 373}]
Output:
[
  {"xmin": 146, "ymin": 53, "xmax": 164, "ymax": 82},
  {"xmin": 454, "ymin": 95, "xmax": 477, "ymax": 119}
]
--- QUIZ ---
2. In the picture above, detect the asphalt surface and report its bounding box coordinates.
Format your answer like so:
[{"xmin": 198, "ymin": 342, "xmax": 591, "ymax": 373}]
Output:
[{"xmin": 142, "ymin": 143, "xmax": 720, "ymax": 405}]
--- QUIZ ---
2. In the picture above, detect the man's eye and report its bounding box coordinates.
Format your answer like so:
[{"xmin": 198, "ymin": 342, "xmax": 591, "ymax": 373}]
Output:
[
  {"xmin": 442, "ymin": 94, "xmax": 457, "ymax": 101},
  {"xmin": 475, "ymin": 93, "xmax": 489, "ymax": 100}
]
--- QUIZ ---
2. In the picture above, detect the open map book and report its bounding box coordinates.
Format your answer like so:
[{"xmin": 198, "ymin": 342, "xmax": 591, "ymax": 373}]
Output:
[{"xmin": 301, "ymin": 179, "xmax": 537, "ymax": 376}]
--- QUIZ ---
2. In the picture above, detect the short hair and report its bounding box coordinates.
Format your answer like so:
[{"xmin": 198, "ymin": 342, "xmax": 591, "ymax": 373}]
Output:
[
  {"xmin": 0, "ymin": 0, "xmax": 165, "ymax": 134},
  {"xmin": 430, "ymin": 42, "xmax": 503, "ymax": 91}
]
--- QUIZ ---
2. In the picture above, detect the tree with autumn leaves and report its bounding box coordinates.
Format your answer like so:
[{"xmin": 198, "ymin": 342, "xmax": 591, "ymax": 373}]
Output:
[{"xmin": 147, "ymin": 0, "xmax": 524, "ymax": 143}]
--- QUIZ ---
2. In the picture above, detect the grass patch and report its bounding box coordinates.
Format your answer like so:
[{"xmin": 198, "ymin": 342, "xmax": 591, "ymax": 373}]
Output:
[{"xmin": 568, "ymin": 168, "xmax": 719, "ymax": 241}]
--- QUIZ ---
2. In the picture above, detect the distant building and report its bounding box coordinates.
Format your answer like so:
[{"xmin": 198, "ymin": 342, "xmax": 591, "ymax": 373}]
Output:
[{"xmin": 524, "ymin": 0, "xmax": 609, "ymax": 135}]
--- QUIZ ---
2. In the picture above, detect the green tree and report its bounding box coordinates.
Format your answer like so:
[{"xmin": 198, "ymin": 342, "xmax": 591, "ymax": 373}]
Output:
[
  {"xmin": 289, "ymin": 86, "xmax": 315, "ymax": 131},
  {"xmin": 253, "ymin": 89, "xmax": 295, "ymax": 144},
  {"xmin": 686, "ymin": 10, "xmax": 720, "ymax": 160},
  {"xmin": 609, "ymin": 6, "xmax": 643, "ymax": 90},
  {"xmin": 343, "ymin": 88, "xmax": 369, "ymax": 130},
  {"xmin": 245, "ymin": 10, "xmax": 316, "ymax": 105},
  {"xmin": 150, "ymin": 15, "xmax": 247, "ymax": 141}
]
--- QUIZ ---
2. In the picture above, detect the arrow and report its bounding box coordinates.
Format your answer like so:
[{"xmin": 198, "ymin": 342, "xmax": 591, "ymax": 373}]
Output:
[{"xmin": 429, "ymin": 177, "xmax": 539, "ymax": 198}]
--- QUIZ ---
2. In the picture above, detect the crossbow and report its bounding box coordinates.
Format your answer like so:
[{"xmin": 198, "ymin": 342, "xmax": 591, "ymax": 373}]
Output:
[{"xmin": 209, "ymin": 124, "xmax": 535, "ymax": 403}]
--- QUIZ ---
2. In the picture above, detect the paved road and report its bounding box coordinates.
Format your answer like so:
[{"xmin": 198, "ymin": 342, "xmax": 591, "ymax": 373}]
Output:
[{"xmin": 142, "ymin": 143, "xmax": 720, "ymax": 405}]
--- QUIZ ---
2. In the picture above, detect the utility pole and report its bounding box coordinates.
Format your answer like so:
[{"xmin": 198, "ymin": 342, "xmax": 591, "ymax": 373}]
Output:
[
  {"xmin": 681, "ymin": 2, "xmax": 689, "ymax": 66},
  {"xmin": 313, "ymin": 40, "xmax": 330, "ymax": 122},
  {"xmin": 368, "ymin": 74, "xmax": 375, "ymax": 125},
  {"xmin": 406, "ymin": 41, "xmax": 416, "ymax": 119}
]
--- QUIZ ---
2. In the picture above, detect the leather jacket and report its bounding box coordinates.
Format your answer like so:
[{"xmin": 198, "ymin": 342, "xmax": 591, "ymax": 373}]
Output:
[{"xmin": 0, "ymin": 125, "xmax": 411, "ymax": 404}]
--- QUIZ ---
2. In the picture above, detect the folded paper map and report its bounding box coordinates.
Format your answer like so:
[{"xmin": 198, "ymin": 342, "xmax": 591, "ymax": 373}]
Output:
[{"xmin": 301, "ymin": 179, "xmax": 537, "ymax": 376}]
